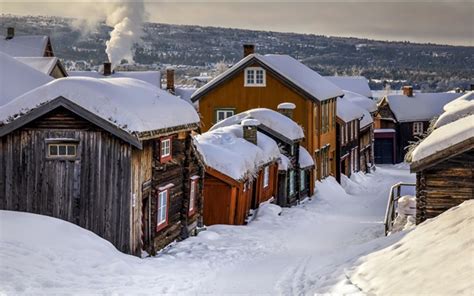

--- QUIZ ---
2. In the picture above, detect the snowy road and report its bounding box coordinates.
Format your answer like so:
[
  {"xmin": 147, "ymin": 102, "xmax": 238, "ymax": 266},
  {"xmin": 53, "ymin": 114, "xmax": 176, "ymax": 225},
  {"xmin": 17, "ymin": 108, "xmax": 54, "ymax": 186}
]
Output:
[{"xmin": 0, "ymin": 165, "xmax": 415, "ymax": 295}]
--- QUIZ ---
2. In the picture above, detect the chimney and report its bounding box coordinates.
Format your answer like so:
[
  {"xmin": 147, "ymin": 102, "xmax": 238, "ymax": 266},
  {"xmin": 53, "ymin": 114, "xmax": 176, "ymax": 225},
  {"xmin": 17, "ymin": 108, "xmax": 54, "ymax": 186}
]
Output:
[
  {"xmin": 402, "ymin": 86, "xmax": 413, "ymax": 97},
  {"xmin": 166, "ymin": 68, "xmax": 175, "ymax": 93},
  {"xmin": 6, "ymin": 27, "xmax": 14, "ymax": 40},
  {"xmin": 103, "ymin": 62, "xmax": 112, "ymax": 76},
  {"xmin": 277, "ymin": 102, "xmax": 296, "ymax": 119},
  {"xmin": 243, "ymin": 44, "xmax": 255, "ymax": 58},
  {"xmin": 241, "ymin": 119, "xmax": 259, "ymax": 145}
]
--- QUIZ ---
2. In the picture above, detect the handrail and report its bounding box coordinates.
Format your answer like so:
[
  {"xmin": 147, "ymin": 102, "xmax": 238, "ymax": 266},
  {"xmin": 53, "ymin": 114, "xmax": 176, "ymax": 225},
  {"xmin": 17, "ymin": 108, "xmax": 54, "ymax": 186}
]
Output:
[{"xmin": 384, "ymin": 182, "xmax": 416, "ymax": 235}]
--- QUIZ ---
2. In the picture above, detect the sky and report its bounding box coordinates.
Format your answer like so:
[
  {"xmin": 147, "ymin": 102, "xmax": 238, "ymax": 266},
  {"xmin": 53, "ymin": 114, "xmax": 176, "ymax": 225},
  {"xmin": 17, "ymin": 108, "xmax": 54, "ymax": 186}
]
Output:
[{"xmin": 1, "ymin": 1, "xmax": 473, "ymax": 46}]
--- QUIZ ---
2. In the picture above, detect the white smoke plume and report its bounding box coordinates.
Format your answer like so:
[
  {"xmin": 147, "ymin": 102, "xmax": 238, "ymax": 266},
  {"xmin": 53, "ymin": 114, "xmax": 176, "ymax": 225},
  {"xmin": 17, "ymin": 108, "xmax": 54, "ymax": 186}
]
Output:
[{"xmin": 105, "ymin": 0, "xmax": 147, "ymax": 68}]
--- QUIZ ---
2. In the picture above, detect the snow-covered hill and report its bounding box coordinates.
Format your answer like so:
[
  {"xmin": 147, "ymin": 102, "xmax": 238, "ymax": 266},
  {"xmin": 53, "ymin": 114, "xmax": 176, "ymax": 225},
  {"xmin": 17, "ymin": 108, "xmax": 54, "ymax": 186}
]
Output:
[{"xmin": 6, "ymin": 165, "xmax": 468, "ymax": 295}]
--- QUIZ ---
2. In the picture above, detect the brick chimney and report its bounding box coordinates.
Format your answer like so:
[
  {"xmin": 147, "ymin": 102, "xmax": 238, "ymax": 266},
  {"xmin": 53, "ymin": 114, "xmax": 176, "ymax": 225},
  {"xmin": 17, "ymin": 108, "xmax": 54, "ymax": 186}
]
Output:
[
  {"xmin": 277, "ymin": 102, "xmax": 296, "ymax": 119},
  {"xmin": 241, "ymin": 119, "xmax": 259, "ymax": 145},
  {"xmin": 6, "ymin": 27, "xmax": 14, "ymax": 40},
  {"xmin": 166, "ymin": 68, "xmax": 175, "ymax": 93},
  {"xmin": 243, "ymin": 44, "xmax": 255, "ymax": 58},
  {"xmin": 103, "ymin": 62, "xmax": 112, "ymax": 76},
  {"xmin": 402, "ymin": 86, "xmax": 413, "ymax": 97}
]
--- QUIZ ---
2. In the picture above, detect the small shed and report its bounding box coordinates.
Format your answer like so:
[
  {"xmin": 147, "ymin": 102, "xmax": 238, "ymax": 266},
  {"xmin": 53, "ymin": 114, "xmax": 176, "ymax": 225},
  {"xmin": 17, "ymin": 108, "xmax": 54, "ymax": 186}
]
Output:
[
  {"xmin": 194, "ymin": 120, "xmax": 280, "ymax": 225},
  {"xmin": 0, "ymin": 77, "xmax": 203, "ymax": 256},
  {"xmin": 210, "ymin": 105, "xmax": 312, "ymax": 206},
  {"xmin": 410, "ymin": 104, "xmax": 473, "ymax": 224}
]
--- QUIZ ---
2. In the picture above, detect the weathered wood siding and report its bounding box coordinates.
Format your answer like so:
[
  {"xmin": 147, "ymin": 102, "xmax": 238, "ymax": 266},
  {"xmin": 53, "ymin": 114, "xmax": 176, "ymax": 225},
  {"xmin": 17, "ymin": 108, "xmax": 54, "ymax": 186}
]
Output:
[
  {"xmin": 0, "ymin": 107, "xmax": 133, "ymax": 254},
  {"xmin": 149, "ymin": 132, "xmax": 203, "ymax": 252},
  {"xmin": 416, "ymin": 150, "xmax": 474, "ymax": 224}
]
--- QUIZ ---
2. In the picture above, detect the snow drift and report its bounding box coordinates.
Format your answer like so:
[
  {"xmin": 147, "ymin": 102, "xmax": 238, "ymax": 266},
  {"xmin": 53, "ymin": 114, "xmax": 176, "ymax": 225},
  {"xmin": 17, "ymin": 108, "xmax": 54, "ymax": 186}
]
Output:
[{"xmin": 345, "ymin": 200, "xmax": 474, "ymax": 295}]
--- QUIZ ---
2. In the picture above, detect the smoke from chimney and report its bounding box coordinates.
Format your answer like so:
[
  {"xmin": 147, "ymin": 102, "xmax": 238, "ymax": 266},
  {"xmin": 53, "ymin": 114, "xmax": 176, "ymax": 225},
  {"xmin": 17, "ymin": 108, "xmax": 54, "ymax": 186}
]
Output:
[{"xmin": 105, "ymin": 0, "xmax": 147, "ymax": 69}]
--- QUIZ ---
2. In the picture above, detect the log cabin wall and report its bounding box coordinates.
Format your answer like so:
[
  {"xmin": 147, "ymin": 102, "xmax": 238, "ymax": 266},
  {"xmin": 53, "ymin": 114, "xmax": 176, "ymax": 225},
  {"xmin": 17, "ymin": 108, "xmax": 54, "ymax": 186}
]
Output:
[
  {"xmin": 0, "ymin": 107, "xmax": 133, "ymax": 254},
  {"xmin": 149, "ymin": 132, "xmax": 202, "ymax": 252},
  {"xmin": 359, "ymin": 125, "xmax": 373, "ymax": 173},
  {"xmin": 415, "ymin": 150, "xmax": 474, "ymax": 224}
]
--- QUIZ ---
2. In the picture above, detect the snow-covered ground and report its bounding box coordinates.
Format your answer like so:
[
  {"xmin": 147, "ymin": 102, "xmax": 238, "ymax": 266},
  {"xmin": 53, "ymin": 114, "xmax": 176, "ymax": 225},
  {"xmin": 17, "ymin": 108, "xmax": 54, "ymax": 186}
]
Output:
[{"xmin": 2, "ymin": 164, "xmax": 448, "ymax": 295}]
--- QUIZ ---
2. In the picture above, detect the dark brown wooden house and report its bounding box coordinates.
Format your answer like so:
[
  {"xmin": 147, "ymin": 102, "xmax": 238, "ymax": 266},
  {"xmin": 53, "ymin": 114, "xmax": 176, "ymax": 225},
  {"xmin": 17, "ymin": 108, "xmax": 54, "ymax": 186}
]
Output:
[
  {"xmin": 374, "ymin": 87, "xmax": 461, "ymax": 163},
  {"xmin": 410, "ymin": 112, "xmax": 473, "ymax": 224},
  {"xmin": 0, "ymin": 77, "xmax": 203, "ymax": 256},
  {"xmin": 195, "ymin": 120, "xmax": 280, "ymax": 225}
]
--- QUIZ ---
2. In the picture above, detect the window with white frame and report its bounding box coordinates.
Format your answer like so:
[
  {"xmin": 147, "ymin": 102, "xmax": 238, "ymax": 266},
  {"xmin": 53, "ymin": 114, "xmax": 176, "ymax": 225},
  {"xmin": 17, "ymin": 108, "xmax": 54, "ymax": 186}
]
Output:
[
  {"xmin": 340, "ymin": 125, "xmax": 345, "ymax": 144},
  {"xmin": 413, "ymin": 122, "xmax": 423, "ymax": 135},
  {"xmin": 216, "ymin": 109, "xmax": 235, "ymax": 122},
  {"xmin": 289, "ymin": 170, "xmax": 295, "ymax": 195},
  {"xmin": 48, "ymin": 143, "xmax": 77, "ymax": 158},
  {"xmin": 353, "ymin": 121, "xmax": 357, "ymax": 139},
  {"xmin": 263, "ymin": 166, "xmax": 270, "ymax": 188},
  {"xmin": 157, "ymin": 190, "xmax": 168, "ymax": 229},
  {"xmin": 345, "ymin": 124, "xmax": 349, "ymax": 143},
  {"xmin": 189, "ymin": 178, "xmax": 198, "ymax": 214},
  {"xmin": 300, "ymin": 170, "xmax": 306, "ymax": 191},
  {"xmin": 244, "ymin": 67, "xmax": 266, "ymax": 86},
  {"xmin": 161, "ymin": 138, "xmax": 171, "ymax": 158}
]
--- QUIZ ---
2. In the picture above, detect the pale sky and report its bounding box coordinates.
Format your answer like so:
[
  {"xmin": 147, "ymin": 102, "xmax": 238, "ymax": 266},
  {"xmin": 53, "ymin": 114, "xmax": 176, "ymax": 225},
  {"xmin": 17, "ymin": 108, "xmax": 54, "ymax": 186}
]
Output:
[{"xmin": 1, "ymin": 1, "xmax": 473, "ymax": 46}]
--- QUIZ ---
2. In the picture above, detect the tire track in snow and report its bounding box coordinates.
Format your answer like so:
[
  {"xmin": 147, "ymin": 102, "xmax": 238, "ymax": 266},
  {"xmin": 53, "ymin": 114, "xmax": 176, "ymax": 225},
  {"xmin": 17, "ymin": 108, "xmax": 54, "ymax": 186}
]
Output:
[{"xmin": 276, "ymin": 255, "xmax": 315, "ymax": 296}]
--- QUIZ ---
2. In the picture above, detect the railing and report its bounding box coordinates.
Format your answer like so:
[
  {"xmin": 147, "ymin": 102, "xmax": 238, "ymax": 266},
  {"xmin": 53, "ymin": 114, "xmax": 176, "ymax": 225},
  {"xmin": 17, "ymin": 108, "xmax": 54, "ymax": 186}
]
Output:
[{"xmin": 384, "ymin": 182, "xmax": 416, "ymax": 235}]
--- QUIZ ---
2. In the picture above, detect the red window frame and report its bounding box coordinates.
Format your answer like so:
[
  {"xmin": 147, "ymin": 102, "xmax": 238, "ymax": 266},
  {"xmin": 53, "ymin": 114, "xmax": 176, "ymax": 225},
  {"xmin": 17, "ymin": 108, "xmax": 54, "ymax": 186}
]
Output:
[
  {"xmin": 160, "ymin": 136, "xmax": 173, "ymax": 163},
  {"xmin": 156, "ymin": 189, "xmax": 170, "ymax": 232},
  {"xmin": 188, "ymin": 178, "xmax": 199, "ymax": 216}
]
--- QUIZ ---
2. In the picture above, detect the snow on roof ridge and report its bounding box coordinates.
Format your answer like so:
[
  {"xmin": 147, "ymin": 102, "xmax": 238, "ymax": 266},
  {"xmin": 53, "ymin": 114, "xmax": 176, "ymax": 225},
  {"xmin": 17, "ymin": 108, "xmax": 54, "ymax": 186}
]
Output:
[
  {"xmin": 337, "ymin": 97, "xmax": 365, "ymax": 122},
  {"xmin": 411, "ymin": 114, "xmax": 474, "ymax": 163},
  {"xmin": 194, "ymin": 124, "xmax": 280, "ymax": 180},
  {"xmin": 209, "ymin": 108, "xmax": 305, "ymax": 141},
  {"xmin": 0, "ymin": 35, "xmax": 49, "ymax": 57},
  {"xmin": 15, "ymin": 56, "xmax": 58, "ymax": 75},
  {"xmin": 0, "ymin": 76, "xmax": 200, "ymax": 135},
  {"xmin": 434, "ymin": 92, "xmax": 474, "ymax": 128},
  {"xmin": 325, "ymin": 76, "xmax": 372, "ymax": 98}
]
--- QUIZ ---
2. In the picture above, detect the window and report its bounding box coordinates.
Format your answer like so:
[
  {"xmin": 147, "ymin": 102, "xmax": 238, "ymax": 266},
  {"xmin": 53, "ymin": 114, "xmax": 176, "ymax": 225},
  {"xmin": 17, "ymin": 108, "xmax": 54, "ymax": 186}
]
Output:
[
  {"xmin": 160, "ymin": 138, "xmax": 172, "ymax": 163},
  {"xmin": 263, "ymin": 166, "xmax": 270, "ymax": 188},
  {"xmin": 289, "ymin": 170, "xmax": 295, "ymax": 195},
  {"xmin": 48, "ymin": 143, "xmax": 77, "ymax": 158},
  {"xmin": 350, "ymin": 122, "xmax": 354, "ymax": 141},
  {"xmin": 345, "ymin": 124, "xmax": 349, "ymax": 144},
  {"xmin": 189, "ymin": 178, "xmax": 198, "ymax": 215},
  {"xmin": 216, "ymin": 109, "xmax": 235, "ymax": 122},
  {"xmin": 353, "ymin": 121, "xmax": 357, "ymax": 139},
  {"xmin": 340, "ymin": 125, "xmax": 345, "ymax": 144},
  {"xmin": 300, "ymin": 170, "xmax": 306, "ymax": 191},
  {"xmin": 157, "ymin": 190, "xmax": 169, "ymax": 231},
  {"xmin": 413, "ymin": 122, "xmax": 423, "ymax": 135},
  {"xmin": 244, "ymin": 67, "xmax": 266, "ymax": 86}
]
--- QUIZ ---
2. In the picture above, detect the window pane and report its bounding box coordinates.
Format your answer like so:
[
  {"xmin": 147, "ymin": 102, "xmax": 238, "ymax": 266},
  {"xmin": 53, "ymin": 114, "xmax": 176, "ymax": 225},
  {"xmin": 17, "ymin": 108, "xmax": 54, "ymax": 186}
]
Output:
[
  {"xmin": 217, "ymin": 111, "xmax": 225, "ymax": 121},
  {"xmin": 49, "ymin": 145, "xmax": 58, "ymax": 156},
  {"xmin": 67, "ymin": 145, "xmax": 76, "ymax": 156},
  {"xmin": 58, "ymin": 145, "xmax": 67, "ymax": 155}
]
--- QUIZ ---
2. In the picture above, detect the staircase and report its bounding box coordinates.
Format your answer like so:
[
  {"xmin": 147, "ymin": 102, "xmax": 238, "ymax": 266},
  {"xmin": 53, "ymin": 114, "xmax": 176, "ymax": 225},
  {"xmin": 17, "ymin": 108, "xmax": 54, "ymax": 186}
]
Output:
[{"xmin": 384, "ymin": 182, "xmax": 416, "ymax": 235}]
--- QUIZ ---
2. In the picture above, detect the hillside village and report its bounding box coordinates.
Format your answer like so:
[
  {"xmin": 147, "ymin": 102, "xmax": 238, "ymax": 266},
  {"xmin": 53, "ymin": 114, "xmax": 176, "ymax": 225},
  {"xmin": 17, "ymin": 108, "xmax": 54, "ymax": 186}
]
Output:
[{"xmin": 0, "ymin": 25, "xmax": 473, "ymax": 295}]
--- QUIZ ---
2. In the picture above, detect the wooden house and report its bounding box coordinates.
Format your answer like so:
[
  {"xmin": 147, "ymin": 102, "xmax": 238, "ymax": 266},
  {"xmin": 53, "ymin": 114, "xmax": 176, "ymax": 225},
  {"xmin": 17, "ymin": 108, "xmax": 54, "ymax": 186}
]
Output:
[
  {"xmin": 325, "ymin": 76, "xmax": 373, "ymax": 100},
  {"xmin": 0, "ymin": 27, "xmax": 54, "ymax": 57},
  {"xmin": 190, "ymin": 44, "xmax": 343, "ymax": 190},
  {"xmin": 0, "ymin": 52, "xmax": 53, "ymax": 106},
  {"xmin": 374, "ymin": 86, "xmax": 461, "ymax": 163},
  {"xmin": 409, "ymin": 97, "xmax": 473, "ymax": 223},
  {"xmin": 0, "ymin": 77, "xmax": 203, "ymax": 256},
  {"xmin": 16, "ymin": 57, "xmax": 68, "ymax": 78},
  {"xmin": 209, "ymin": 104, "xmax": 314, "ymax": 206},
  {"xmin": 194, "ymin": 119, "xmax": 280, "ymax": 225},
  {"xmin": 335, "ymin": 97, "xmax": 364, "ymax": 181}
]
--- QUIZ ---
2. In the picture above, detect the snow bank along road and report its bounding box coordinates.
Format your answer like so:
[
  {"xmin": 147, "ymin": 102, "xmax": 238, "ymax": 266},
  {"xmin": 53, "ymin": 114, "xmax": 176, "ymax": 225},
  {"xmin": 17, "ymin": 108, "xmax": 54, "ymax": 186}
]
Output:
[{"xmin": 0, "ymin": 165, "xmax": 415, "ymax": 295}]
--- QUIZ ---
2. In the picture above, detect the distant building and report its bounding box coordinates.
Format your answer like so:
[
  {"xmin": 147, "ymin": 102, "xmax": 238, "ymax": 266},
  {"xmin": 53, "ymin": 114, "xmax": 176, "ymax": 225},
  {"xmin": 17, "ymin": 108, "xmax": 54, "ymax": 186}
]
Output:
[{"xmin": 374, "ymin": 86, "xmax": 461, "ymax": 163}]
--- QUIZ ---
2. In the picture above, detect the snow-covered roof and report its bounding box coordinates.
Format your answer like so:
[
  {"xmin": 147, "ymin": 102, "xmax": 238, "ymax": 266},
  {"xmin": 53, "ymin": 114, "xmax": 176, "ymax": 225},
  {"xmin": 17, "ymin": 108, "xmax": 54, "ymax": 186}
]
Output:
[
  {"xmin": 343, "ymin": 90, "xmax": 377, "ymax": 113},
  {"xmin": 325, "ymin": 76, "xmax": 372, "ymax": 98},
  {"xmin": 69, "ymin": 70, "xmax": 161, "ymax": 87},
  {"xmin": 299, "ymin": 146, "xmax": 314, "ymax": 169},
  {"xmin": 0, "ymin": 52, "xmax": 53, "ymax": 106},
  {"xmin": 0, "ymin": 35, "xmax": 49, "ymax": 57},
  {"xmin": 337, "ymin": 97, "xmax": 364, "ymax": 123},
  {"xmin": 411, "ymin": 114, "xmax": 474, "ymax": 164},
  {"xmin": 0, "ymin": 77, "xmax": 200, "ymax": 140},
  {"xmin": 360, "ymin": 108, "xmax": 374, "ymax": 128},
  {"xmin": 15, "ymin": 57, "xmax": 59, "ymax": 75},
  {"xmin": 194, "ymin": 124, "xmax": 280, "ymax": 180},
  {"xmin": 434, "ymin": 91, "xmax": 474, "ymax": 128},
  {"xmin": 278, "ymin": 154, "xmax": 291, "ymax": 171},
  {"xmin": 384, "ymin": 92, "xmax": 461, "ymax": 122},
  {"xmin": 210, "ymin": 108, "xmax": 304, "ymax": 141},
  {"xmin": 191, "ymin": 53, "xmax": 343, "ymax": 102},
  {"xmin": 175, "ymin": 86, "xmax": 198, "ymax": 105}
]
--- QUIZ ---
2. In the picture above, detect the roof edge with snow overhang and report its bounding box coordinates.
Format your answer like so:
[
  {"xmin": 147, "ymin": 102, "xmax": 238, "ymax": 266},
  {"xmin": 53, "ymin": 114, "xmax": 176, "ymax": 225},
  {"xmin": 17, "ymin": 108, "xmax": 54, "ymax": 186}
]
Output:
[{"xmin": 191, "ymin": 53, "xmax": 343, "ymax": 103}]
